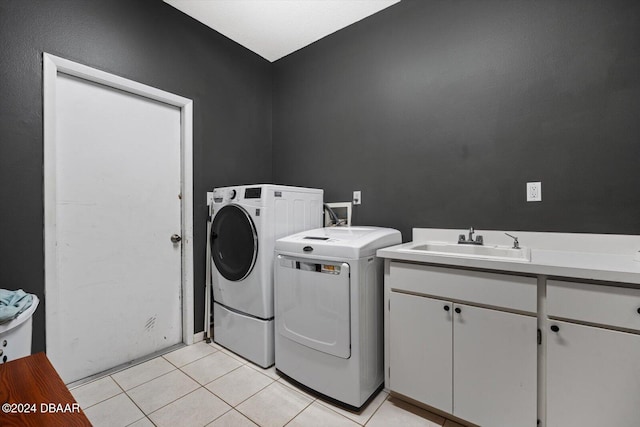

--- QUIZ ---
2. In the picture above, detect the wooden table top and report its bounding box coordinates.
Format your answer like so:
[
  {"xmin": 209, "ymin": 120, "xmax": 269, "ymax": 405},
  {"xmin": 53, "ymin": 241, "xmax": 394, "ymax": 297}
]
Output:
[{"xmin": 0, "ymin": 352, "xmax": 91, "ymax": 426}]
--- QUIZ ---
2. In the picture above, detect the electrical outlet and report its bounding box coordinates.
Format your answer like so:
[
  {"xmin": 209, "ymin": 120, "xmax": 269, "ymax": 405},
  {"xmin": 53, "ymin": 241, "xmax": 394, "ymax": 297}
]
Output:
[
  {"xmin": 527, "ymin": 182, "xmax": 542, "ymax": 202},
  {"xmin": 353, "ymin": 190, "xmax": 362, "ymax": 205}
]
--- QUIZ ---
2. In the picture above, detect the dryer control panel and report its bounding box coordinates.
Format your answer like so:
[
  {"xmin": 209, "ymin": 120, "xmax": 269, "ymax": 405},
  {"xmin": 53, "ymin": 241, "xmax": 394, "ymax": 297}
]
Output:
[
  {"xmin": 212, "ymin": 186, "xmax": 264, "ymax": 203},
  {"xmin": 244, "ymin": 187, "xmax": 262, "ymax": 199}
]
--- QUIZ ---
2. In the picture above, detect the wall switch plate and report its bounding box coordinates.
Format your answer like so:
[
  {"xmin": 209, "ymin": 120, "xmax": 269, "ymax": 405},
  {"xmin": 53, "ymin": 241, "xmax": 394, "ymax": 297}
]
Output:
[
  {"xmin": 353, "ymin": 190, "xmax": 362, "ymax": 205},
  {"xmin": 527, "ymin": 182, "xmax": 542, "ymax": 202},
  {"xmin": 207, "ymin": 191, "xmax": 214, "ymax": 206}
]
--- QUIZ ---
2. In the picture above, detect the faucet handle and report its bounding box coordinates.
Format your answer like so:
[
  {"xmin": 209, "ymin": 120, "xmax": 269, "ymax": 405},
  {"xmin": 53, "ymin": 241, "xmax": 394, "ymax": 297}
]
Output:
[
  {"xmin": 458, "ymin": 234, "xmax": 466, "ymax": 242},
  {"xmin": 505, "ymin": 233, "xmax": 520, "ymax": 249}
]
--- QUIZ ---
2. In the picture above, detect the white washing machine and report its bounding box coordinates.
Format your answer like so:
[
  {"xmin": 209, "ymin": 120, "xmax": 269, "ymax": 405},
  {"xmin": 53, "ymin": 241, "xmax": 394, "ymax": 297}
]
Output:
[
  {"xmin": 211, "ymin": 184, "xmax": 323, "ymax": 368},
  {"xmin": 274, "ymin": 226, "xmax": 401, "ymax": 409}
]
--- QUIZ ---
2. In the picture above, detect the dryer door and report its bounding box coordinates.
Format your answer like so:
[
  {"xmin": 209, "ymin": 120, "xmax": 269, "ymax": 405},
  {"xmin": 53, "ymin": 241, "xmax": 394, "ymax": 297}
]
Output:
[
  {"xmin": 275, "ymin": 255, "xmax": 351, "ymax": 359},
  {"xmin": 211, "ymin": 205, "xmax": 258, "ymax": 281}
]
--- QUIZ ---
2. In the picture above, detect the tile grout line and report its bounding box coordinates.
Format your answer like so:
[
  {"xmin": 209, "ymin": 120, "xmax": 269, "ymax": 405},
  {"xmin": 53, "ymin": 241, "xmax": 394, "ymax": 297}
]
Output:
[
  {"xmin": 78, "ymin": 352, "xmax": 452, "ymax": 427},
  {"xmin": 123, "ymin": 369, "xmax": 200, "ymax": 420},
  {"xmin": 245, "ymin": 363, "xmax": 281, "ymax": 380},
  {"xmin": 143, "ymin": 386, "xmax": 227, "ymax": 425},
  {"xmin": 313, "ymin": 399, "xmax": 370, "ymax": 426},
  {"xmin": 282, "ymin": 397, "xmax": 316, "ymax": 427},
  {"xmin": 124, "ymin": 413, "xmax": 156, "ymax": 427},
  {"xmin": 206, "ymin": 374, "xmax": 276, "ymax": 408},
  {"xmin": 235, "ymin": 380, "xmax": 315, "ymax": 427},
  {"xmin": 226, "ymin": 408, "xmax": 259, "ymax": 427},
  {"xmin": 315, "ymin": 391, "xmax": 389, "ymax": 426},
  {"xmin": 72, "ymin": 376, "xmax": 126, "ymax": 411},
  {"xmin": 179, "ymin": 359, "xmax": 246, "ymax": 388},
  {"xmin": 177, "ymin": 348, "xmax": 235, "ymax": 374},
  {"xmin": 119, "ymin": 366, "xmax": 179, "ymax": 393},
  {"xmin": 181, "ymin": 343, "xmax": 293, "ymax": 424},
  {"xmin": 89, "ymin": 349, "xmax": 408, "ymax": 427},
  {"xmin": 161, "ymin": 344, "xmax": 220, "ymax": 369},
  {"xmin": 119, "ymin": 374, "xmax": 157, "ymax": 426},
  {"xmin": 89, "ymin": 376, "xmax": 150, "ymax": 427},
  {"xmin": 134, "ymin": 353, "xmax": 266, "ymax": 422},
  {"xmin": 362, "ymin": 392, "xmax": 390, "ymax": 426},
  {"xmin": 202, "ymin": 406, "xmax": 235, "ymax": 426},
  {"xmin": 276, "ymin": 377, "xmax": 319, "ymax": 403},
  {"xmin": 75, "ymin": 344, "xmax": 234, "ymax": 423}
]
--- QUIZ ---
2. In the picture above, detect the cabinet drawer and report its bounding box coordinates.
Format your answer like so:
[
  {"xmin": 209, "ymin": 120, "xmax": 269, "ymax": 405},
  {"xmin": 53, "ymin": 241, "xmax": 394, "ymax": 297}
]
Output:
[
  {"xmin": 547, "ymin": 280, "xmax": 640, "ymax": 332},
  {"xmin": 389, "ymin": 262, "xmax": 536, "ymax": 313}
]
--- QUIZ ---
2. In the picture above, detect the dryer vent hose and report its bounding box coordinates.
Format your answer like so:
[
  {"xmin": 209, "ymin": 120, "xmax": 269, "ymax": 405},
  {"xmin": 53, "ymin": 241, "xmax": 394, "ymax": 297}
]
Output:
[{"xmin": 324, "ymin": 203, "xmax": 342, "ymax": 227}]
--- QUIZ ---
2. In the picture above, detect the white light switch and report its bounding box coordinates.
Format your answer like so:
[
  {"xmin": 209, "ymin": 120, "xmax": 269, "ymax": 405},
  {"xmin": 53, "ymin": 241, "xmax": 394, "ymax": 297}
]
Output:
[
  {"xmin": 353, "ymin": 191, "xmax": 362, "ymax": 205},
  {"xmin": 527, "ymin": 182, "xmax": 542, "ymax": 202}
]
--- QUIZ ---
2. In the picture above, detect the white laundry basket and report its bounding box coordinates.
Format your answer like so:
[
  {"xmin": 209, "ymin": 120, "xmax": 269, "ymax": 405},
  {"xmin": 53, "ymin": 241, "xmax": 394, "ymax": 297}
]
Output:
[{"xmin": 0, "ymin": 295, "xmax": 39, "ymax": 364}]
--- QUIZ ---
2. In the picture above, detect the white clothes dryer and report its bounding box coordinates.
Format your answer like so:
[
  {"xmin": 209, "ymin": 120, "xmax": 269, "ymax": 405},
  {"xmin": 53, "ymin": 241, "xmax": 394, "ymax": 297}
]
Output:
[
  {"xmin": 274, "ymin": 226, "xmax": 401, "ymax": 409},
  {"xmin": 211, "ymin": 184, "xmax": 323, "ymax": 367}
]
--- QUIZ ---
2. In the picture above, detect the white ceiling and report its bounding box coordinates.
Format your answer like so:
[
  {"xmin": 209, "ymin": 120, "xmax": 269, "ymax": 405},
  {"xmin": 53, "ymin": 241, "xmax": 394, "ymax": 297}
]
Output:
[{"xmin": 164, "ymin": 0, "xmax": 401, "ymax": 62}]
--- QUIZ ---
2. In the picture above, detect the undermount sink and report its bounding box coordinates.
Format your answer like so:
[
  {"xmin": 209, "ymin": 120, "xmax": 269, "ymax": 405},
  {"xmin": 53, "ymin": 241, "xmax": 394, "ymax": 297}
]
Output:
[{"xmin": 401, "ymin": 242, "xmax": 531, "ymax": 262}]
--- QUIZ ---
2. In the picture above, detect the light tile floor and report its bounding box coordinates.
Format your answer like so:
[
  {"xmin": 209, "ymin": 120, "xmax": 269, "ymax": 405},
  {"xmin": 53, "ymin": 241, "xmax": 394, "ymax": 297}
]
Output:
[{"xmin": 71, "ymin": 341, "xmax": 467, "ymax": 427}]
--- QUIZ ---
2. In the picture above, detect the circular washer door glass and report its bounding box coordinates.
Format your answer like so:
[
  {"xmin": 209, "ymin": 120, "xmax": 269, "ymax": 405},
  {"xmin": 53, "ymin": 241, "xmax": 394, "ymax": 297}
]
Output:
[{"xmin": 210, "ymin": 205, "xmax": 258, "ymax": 281}]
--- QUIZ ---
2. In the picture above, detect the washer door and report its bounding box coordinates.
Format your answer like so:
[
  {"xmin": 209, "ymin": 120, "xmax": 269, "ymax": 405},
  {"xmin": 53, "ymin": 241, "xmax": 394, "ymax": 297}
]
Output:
[{"xmin": 211, "ymin": 205, "xmax": 258, "ymax": 281}]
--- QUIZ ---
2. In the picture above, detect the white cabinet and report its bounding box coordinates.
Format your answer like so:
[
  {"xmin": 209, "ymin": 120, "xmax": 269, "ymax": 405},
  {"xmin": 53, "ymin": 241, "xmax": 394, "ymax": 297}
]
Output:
[
  {"xmin": 453, "ymin": 303, "xmax": 537, "ymax": 427},
  {"xmin": 547, "ymin": 320, "xmax": 640, "ymax": 427},
  {"xmin": 546, "ymin": 280, "xmax": 640, "ymax": 427},
  {"xmin": 383, "ymin": 248, "xmax": 640, "ymax": 427},
  {"xmin": 389, "ymin": 291, "xmax": 452, "ymax": 412},
  {"xmin": 387, "ymin": 263, "xmax": 537, "ymax": 427}
]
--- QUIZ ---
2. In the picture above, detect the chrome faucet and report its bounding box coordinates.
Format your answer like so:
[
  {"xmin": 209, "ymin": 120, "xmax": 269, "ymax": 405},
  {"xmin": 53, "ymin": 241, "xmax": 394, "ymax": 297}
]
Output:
[
  {"xmin": 458, "ymin": 227, "xmax": 483, "ymax": 245},
  {"xmin": 505, "ymin": 233, "xmax": 520, "ymax": 249}
]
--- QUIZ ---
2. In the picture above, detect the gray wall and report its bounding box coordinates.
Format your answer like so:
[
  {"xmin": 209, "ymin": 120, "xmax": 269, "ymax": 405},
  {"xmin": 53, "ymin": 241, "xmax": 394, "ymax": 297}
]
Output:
[
  {"xmin": 0, "ymin": 0, "xmax": 272, "ymax": 353},
  {"xmin": 273, "ymin": 0, "xmax": 640, "ymax": 241},
  {"xmin": 2, "ymin": 0, "xmax": 640, "ymax": 356}
]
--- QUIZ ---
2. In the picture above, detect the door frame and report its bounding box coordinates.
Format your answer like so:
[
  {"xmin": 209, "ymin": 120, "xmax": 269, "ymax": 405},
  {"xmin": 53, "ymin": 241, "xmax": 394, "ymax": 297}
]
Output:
[{"xmin": 42, "ymin": 53, "xmax": 194, "ymax": 357}]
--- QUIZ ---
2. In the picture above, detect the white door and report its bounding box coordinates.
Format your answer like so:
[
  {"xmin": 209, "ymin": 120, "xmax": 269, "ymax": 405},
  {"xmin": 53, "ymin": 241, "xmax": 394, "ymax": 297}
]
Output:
[
  {"xmin": 45, "ymin": 61, "xmax": 189, "ymax": 383},
  {"xmin": 547, "ymin": 321, "xmax": 640, "ymax": 427},
  {"xmin": 453, "ymin": 304, "xmax": 537, "ymax": 427},
  {"xmin": 389, "ymin": 291, "xmax": 453, "ymax": 413}
]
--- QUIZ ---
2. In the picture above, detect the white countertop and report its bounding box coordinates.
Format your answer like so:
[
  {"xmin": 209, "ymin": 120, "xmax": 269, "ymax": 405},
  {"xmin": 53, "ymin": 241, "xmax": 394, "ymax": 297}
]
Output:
[{"xmin": 376, "ymin": 229, "xmax": 640, "ymax": 285}]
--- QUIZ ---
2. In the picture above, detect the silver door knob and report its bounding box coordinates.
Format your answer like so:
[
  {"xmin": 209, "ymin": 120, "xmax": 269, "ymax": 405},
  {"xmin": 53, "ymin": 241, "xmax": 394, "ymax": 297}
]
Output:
[{"xmin": 171, "ymin": 234, "xmax": 182, "ymax": 243}]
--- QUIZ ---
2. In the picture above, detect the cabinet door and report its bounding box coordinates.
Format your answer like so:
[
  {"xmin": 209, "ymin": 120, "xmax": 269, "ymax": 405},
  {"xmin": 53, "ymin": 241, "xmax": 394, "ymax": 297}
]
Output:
[
  {"xmin": 453, "ymin": 304, "xmax": 537, "ymax": 427},
  {"xmin": 389, "ymin": 291, "xmax": 453, "ymax": 413},
  {"xmin": 547, "ymin": 320, "xmax": 640, "ymax": 427}
]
